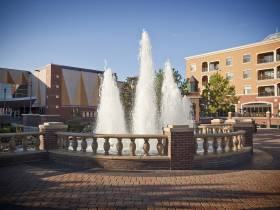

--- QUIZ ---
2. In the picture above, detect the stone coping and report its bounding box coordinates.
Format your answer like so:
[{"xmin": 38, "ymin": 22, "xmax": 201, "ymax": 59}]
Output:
[
  {"xmin": 194, "ymin": 130, "xmax": 245, "ymax": 138},
  {"xmin": 50, "ymin": 150, "xmax": 170, "ymax": 160},
  {"xmin": 56, "ymin": 132, "xmax": 167, "ymax": 139},
  {"xmin": 0, "ymin": 132, "xmax": 42, "ymax": 137},
  {"xmin": 0, "ymin": 150, "xmax": 46, "ymax": 157},
  {"xmin": 194, "ymin": 147, "xmax": 251, "ymax": 160}
]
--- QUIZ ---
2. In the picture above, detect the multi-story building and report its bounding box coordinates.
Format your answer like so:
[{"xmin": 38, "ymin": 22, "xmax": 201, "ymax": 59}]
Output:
[
  {"xmin": 0, "ymin": 64, "xmax": 103, "ymax": 124},
  {"xmin": 185, "ymin": 32, "xmax": 280, "ymax": 121}
]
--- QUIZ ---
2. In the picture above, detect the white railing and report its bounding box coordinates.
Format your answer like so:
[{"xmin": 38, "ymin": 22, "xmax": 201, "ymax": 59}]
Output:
[{"xmin": 56, "ymin": 132, "xmax": 169, "ymax": 156}]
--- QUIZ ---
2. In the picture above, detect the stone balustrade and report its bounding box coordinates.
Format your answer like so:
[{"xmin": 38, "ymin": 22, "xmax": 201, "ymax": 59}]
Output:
[
  {"xmin": 0, "ymin": 132, "xmax": 42, "ymax": 152},
  {"xmin": 56, "ymin": 132, "xmax": 169, "ymax": 156},
  {"xmin": 196, "ymin": 124, "xmax": 234, "ymax": 134},
  {"xmin": 194, "ymin": 130, "xmax": 246, "ymax": 155}
]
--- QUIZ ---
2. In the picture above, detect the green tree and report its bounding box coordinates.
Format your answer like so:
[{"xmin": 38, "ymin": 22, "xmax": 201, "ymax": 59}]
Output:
[
  {"xmin": 201, "ymin": 73, "xmax": 238, "ymax": 116},
  {"xmin": 179, "ymin": 79, "xmax": 190, "ymax": 96},
  {"xmin": 155, "ymin": 68, "xmax": 189, "ymax": 110},
  {"xmin": 119, "ymin": 77, "xmax": 137, "ymax": 131}
]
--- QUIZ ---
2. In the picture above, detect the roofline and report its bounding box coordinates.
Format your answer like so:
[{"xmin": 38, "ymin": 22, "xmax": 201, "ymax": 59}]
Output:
[
  {"xmin": 0, "ymin": 67, "xmax": 30, "ymax": 73},
  {"xmin": 49, "ymin": 63, "xmax": 104, "ymax": 74},
  {"xmin": 184, "ymin": 37, "xmax": 280, "ymax": 60}
]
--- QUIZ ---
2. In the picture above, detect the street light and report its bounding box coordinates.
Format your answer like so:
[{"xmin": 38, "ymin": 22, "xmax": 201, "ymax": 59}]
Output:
[
  {"xmin": 28, "ymin": 72, "xmax": 32, "ymax": 114},
  {"xmin": 3, "ymin": 87, "xmax": 6, "ymax": 115}
]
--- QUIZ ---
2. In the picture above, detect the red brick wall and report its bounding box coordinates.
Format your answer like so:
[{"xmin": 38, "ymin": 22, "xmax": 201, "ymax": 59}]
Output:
[{"xmin": 164, "ymin": 126, "xmax": 194, "ymax": 170}]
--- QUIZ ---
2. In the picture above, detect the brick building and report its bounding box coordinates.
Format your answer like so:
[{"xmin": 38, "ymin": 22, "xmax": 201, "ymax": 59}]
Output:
[
  {"xmin": 0, "ymin": 64, "xmax": 103, "ymax": 123},
  {"xmin": 185, "ymin": 33, "xmax": 280, "ymax": 122}
]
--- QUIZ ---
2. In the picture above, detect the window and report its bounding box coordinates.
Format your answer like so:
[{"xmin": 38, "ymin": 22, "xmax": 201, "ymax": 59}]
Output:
[
  {"xmin": 209, "ymin": 61, "xmax": 219, "ymax": 71},
  {"xmin": 190, "ymin": 64, "xmax": 196, "ymax": 72},
  {"xmin": 56, "ymin": 85, "xmax": 60, "ymax": 88},
  {"xmin": 243, "ymin": 70, "xmax": 251, "ymax": 79},
  {"xmin": 56, "ymin": 75, "xmax": 60, "ymax": 79},
  {"xmin": 226, "ymin": 57, "xmax": 232, "ymax": 66},
  {"xmin": 55, "ymin": 105, "xmax": 59, "ymax": 109},
  {"xmin": 226, "ymin": 72, "xmax": 234, "ymax": 80},
  {"xmin": 243, "ymin": 54, "xmax": 251, "ymax": 63},
  {"xmin": 56, "ymin": 95, "xmax": 60, "ymax": 98},
  {"xmin": 244, "ymin": 86, "xmax": 252, "ymax": 95}
]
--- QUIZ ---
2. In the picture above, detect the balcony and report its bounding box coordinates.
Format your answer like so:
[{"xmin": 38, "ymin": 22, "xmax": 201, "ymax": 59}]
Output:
[
  {"xmin": 258, "ymin": 86, "xmax": 275, "ymax": 97},
  {"xmin": 257, "ymin": 52, "xmax": 274, "ymax": 64},
  {"xmin": 209, "ymin": 61, "xmax": 219, "ymax": 71},
  {"xmin": 257, "ymin": 69, "xmax": 274, "ymax": 80}
]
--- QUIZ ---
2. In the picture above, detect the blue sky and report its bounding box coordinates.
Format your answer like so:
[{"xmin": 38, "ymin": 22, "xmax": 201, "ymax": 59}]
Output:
[{"xmin": 0, "ymin": 0, "xmax": 279, "ymax": 80}]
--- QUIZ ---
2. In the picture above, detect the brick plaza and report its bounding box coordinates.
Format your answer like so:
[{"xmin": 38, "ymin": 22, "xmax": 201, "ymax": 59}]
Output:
[{"xmin": 0, "ymin": 130, "xmax": 280, "ymax": 210}]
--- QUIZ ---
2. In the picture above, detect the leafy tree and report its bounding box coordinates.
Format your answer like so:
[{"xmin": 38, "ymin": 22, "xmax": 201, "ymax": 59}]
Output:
[
  {"xmin": 179, "ymin": 79, "xmax": 190, "ymax": 96},
  {"xmin": 119, "ymin": 77, "xmax": 137, "ymax": 131},
  {"xmin": 201, "ymin": 73, "xmax": 238, "ymax": 116},
  {"xmin": 155, "ymin": 68, "xmax": 189, "ymax": 110}
]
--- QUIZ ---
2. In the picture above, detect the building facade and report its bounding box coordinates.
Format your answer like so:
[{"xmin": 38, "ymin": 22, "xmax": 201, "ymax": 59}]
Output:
[
  {"xmin": 0, "ymin": 64, "xmax": 103, "ymax": 123},
  {"xmin": 185, "ymin": 33, "xmax": 280, "ymax": 120}
]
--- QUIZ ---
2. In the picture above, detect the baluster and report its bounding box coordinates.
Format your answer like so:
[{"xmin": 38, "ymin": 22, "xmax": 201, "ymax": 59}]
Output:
[
  {"xmin": 238, "ymin": 135, "xmax": 243, "ymax": 149},
  {"xmin": 103, "ymin": 137, "xmax": 110, "ymax": 155},
  {"xmin": 234, "ymin": 136, "xmax": 239, "ymax": 151},
  {"xmin": 162, "ymin": 138, "xmax": 168, "ymax": 155},
  {"xmin": 203, "ymin": 137, "xmax": 209, "ymax": 155},
  {"xmin": 91, "ymin": 137, "xmax": 98, "ymax": 155},
  {"xmin": 228, "ymin": 136, "xmax": 233, "ymax": 152},
  {"xmin": 9, "ymin": 136, "xmax": 16, "ymax": 152},
  {"xmin": 72, "ymin": 136, "xmax": 78, "ymax": 152},
  {"xmin": 116, "ymin": 138, "xmax": 123, "ymax": 156},
  {"xmin": 156, "ymin": 138, "xmax": 163, "ymax": 156},
  {"xmin": 64, "ymin": 136, "xmax": 70, "ymax": 150},
  {"xmin": 81, "ymin": 137, "xmax": 87, "ymax": 152},
  {"xmin": 213, "ymin": 137, "xmax": 218, "ymax": 154},
  {"xmin": 34, "ymin": 135, "xmax": 40, "ymax": 151},
  {"xmin": 220, "ymin": 137, "xmax": 226, "ymax": 153},
  {"xmin": 240, "ymin": 134, "xmax": 245, "ymax": 148},
  {"xmin": 129, "ymin": 138, "xmax": 136, "ymax": 156},
  {"xmin": 202, "ymin": 127, "xmax": 207, "ymax": 134},
  {"xmin": 22, "ymin": 136, "xmax": 28, "ymax": 151},
  {"xmin": 143, "ymin": 138, "xmax": 150, "ymax": 156}
]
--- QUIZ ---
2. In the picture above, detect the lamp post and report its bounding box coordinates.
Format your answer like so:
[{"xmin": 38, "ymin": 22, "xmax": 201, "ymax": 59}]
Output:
[
  {"xmin": 3, "ymin": 87, "xmax": 6, "ymax": 115},
  {"xmin": 28, "ymin": 72, "xmax": 32, "ymax": 114}
]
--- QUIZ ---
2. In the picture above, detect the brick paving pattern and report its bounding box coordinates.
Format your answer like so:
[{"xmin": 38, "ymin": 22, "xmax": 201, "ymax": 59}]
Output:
[{"xmin": 0, "ymin": 130, "xmax": 280, "ymax": 210}]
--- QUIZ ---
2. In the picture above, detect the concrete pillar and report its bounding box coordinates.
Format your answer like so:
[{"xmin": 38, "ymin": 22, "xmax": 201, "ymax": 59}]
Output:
[
  {"xmin": 228, "ymin": 112, "xmax": 232, "ymax": 119},
  {"xmin": 266, "ymin": 111, "xmax": 271, "ymax": 128},
  {"xmin": 39, "ymin": 122, "xmax": 68, "ymax": 150},
  {"xmin": 164, "ymin": 125, "xmax": 194, "ymax": 170}
]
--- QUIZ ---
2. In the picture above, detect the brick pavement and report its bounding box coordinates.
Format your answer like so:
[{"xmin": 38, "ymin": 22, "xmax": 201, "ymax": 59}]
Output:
[{"xmin": 0, "ymin": 130, "xmax": 280, "ymax": 210}]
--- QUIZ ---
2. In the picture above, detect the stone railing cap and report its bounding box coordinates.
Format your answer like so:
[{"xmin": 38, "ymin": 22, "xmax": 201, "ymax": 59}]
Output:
[
  {"xmin": 164, "ymin": 124, "xmax": 193, "ymax": 132},
  {"xmin": 39, "ymin": 122, "xmax": 68, "ymax": 129}
]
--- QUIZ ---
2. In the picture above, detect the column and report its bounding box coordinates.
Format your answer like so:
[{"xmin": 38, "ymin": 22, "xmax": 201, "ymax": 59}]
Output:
[
  {"xmin": 39, "ymin": 122, "xmax": 68, "ymax": 150},
  {"xmin": 164, "ymin": 125, "xmax": 194, "ymax": 170}
]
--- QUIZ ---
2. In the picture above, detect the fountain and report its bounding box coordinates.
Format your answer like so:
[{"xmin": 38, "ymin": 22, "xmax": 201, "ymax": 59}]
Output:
[
  {"xmin": 95, "ymin": 68, "xmax": 127, "ymax": 134},
  {"xmin": 94, "ymin": 31, "xmax": 193, "ymax": 154},
  {"xmin": 132, "ymin": 30, "xmax": 159, "ymax": 135},
  {"xmin": 161, "ymin": 60, "xmax": 193, "ymax": 128}
]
